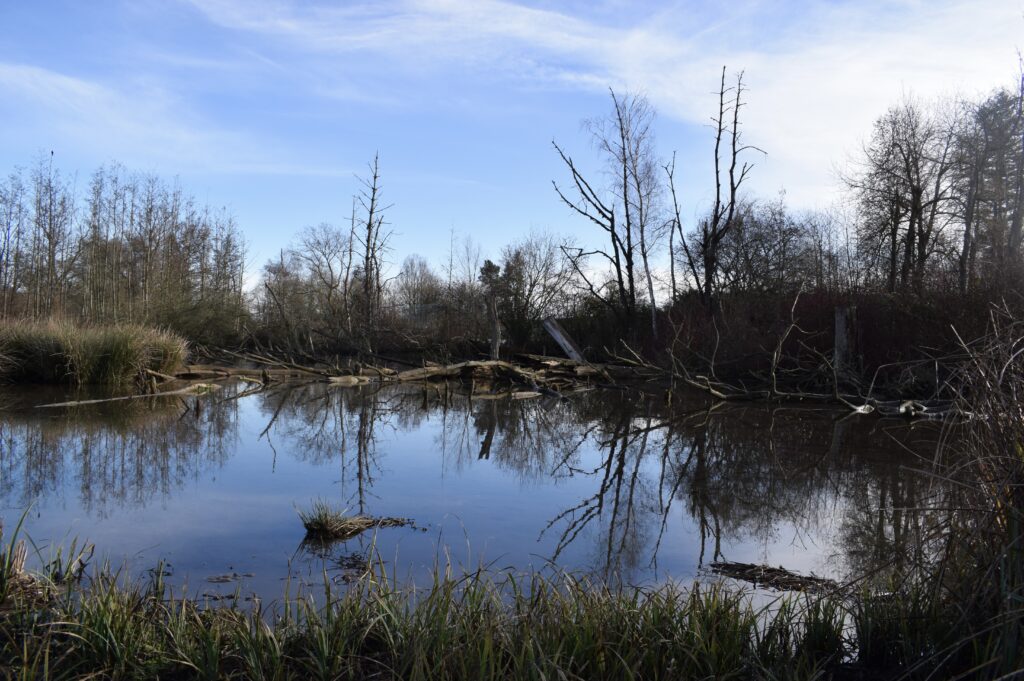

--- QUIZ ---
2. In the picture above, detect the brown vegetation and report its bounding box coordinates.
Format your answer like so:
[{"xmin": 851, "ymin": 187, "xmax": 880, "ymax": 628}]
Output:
[
  {"xmin": 0, "ymin": 320, "xmax": 187, "ymax": 386},
  {"xmin": 298, "ymin": 500, "xmax": 412, "ymax": 544}
]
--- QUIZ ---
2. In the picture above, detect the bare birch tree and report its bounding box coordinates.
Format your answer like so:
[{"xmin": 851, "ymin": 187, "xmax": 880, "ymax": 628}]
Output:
[{"xmin": 553, "ymin": 90, "xmax": 662, "ymax": 335}]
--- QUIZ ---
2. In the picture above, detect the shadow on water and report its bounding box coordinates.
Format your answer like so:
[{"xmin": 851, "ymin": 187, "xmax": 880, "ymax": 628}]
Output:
[{"xmin": 0, "ymin": 380, "xmax": 952, "ymax": 594}]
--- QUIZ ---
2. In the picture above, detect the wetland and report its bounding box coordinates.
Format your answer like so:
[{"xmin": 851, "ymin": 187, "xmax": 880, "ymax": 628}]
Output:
[{"xmin": 0, "ymin": 379, "xmax": 946, "ymax": 602}]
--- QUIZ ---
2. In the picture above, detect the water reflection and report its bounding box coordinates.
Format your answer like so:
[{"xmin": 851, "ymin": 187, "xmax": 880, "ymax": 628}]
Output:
[
  {"xmin": 0, "ymin": 390, "xmax": 236, "ymax": 516},
  {"xmin": 0, "ymin": 381, "xmax": 948, "ymax": 590}
]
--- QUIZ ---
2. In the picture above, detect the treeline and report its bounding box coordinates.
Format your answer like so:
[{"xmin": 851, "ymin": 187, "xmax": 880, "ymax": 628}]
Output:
[
  {"xmin": 0, "ymin": 159, "xmax": 247, "ymax": 344},
  {"xmin": 250, "ymin": 152, "xmax": 586, "ymax": 357},
  {"xmin": 2, "ymin": 68, "xmax": 1022, "ymax": 371},
  {"xmin": 847, "ymin": 83, "xmax": 1024, "ymax": 294}
]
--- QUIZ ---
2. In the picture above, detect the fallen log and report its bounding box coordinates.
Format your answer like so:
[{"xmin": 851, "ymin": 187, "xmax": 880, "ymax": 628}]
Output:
[
  {"xmin": 172, "ymin": 367, "xmax": 232, "ymax": 380},
  {"xmin": 36, "ymin": 383, "xmax": 221, "ymax": 409},
  {"xmin": 396, "ymin": 360, "xmax": 541, "ymax": 384},
  {"xmin": 144, "ymin": 368, "xmax": 180, "ymax": 382},
  {"xmin": 328, "ymin": 375, "xmax": 373, "ymax": 387},
  {"xmin": 511, "ymin": 391, "xmax": 542, "ymax": 400}
]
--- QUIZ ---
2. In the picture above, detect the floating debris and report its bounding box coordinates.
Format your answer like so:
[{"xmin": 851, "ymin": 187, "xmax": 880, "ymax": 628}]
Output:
[
  {"xmin": 709, "ymin": 561, "xmax": 839, "ymax": 593},
  {"xmin": 205, "ymin": 572, "xmax": 253, "ymax": 584},
  {"xmin": 35, "ymin": 383, "xmax": 221, "ymax": 409},
  {"xmin": 201, "ymin": 592, "xmax": 237, "ymax": 602},
  {"xmin": 331, "ymin": 553, "xmax": 372, "ymax": 584}
]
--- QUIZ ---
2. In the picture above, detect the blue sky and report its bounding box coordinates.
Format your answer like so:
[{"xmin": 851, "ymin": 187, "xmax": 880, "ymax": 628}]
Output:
[{"xmin": 0, "ymin": 0, "xmax": 1020, "ymax": 274}]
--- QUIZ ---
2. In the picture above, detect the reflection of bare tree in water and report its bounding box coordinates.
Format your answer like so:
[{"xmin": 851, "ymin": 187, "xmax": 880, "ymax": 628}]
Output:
[
  {"xmin": 0, "ymin": 391, "xmax": 237, "ymax": 516},
  {"xmin": 838, "ymin": 451, "xmax": 940, "ymax": 581},
  {"xmin": 543, "ymin": 404, "xmax": 655, "ymax": 578},
  {"xmin": 425, "ymin": 386, "xmax": 588, "ymax": 480},
  {"xmin": 260, "ymin": 383, "xmax": 396, "ymax": 514},
  {"xmin": 264, "ymin": 383, "xmax": 951, "ymax": 583},
  {"xmin": 539, "ymin": 394, "xmax": 953, "ymax": 582},
  {"xmin": 477, "ymin": 400, "xmax": 497, "ymax": 460}
]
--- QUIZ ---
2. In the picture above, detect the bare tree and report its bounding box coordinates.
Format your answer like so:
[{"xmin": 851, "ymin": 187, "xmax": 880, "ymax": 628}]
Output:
[
  {"xmin": 30, "ymin": 153, "xmax": 77, "ymax": 317},
  {"xmin": 668, "ymin": 68, "xmax": 761, "ymax": 311},
  {"xmin": 553, "ymin": 90, "xmax": 662, "ymax": 334},
  {"xmin": 952, "ymin": 98, "xmax": 993, "ymax": 293},
  {"xmin": 1007, "ymin": 66, "xmax": 1024, "ymax": 261},
  {"xmin": 494, "ymin": 231, "xmax": 578, "ymax": 348},
  {"xmin": 714, "ymin": 194, "xmax": 839, "ymax": 295},
  {"xmin": 395, "ymin": 254, "xmax": 442, "ymax": 315},
  {"xmin": 591, "ymin": 92, "xmax": 664, "ymax": 335},
  {"xmin": 354, "ymin": 153, "xmax": 393, "ymax": 352},
  {"xmin": 845, "ymin": 97, "xmax": 958, "ymax": 292},
  {"xmin": 0, "ymin": 171, "xmax": 28, "ymax": 318},
  {"xmin": 296, "ymin": 223, "xmax": 353, "ymax": 345},
  {"xmin": 0, "ymin": 157, "xmax": 248, "ymax": 342}
]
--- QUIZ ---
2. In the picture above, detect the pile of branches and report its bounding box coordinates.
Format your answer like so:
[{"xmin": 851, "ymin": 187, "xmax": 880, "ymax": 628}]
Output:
[
  {"xmin": 708, "ymin": 561, "xmax": 839, "ymax": 594},
  {"xmin": 140, "ymin": 351, "xmax": 664, "ymax": 402}
]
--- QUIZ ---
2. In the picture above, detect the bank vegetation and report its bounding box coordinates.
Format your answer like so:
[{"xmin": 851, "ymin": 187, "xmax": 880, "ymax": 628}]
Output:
[
  {"xmin": 2, "ymin": 69, "xmax": 1021, "ymax": 403},
  {"xmin": 0, "ymin": 320, "xmax": 187, "ymax": 386}
]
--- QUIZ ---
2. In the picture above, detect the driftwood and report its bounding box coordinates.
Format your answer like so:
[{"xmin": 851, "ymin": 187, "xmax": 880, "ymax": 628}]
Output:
[
  {"xmin": 44, "ymin": 342, "xmax": 960, "ymax": 416},
  {"xmin": 391, "ymin": 357, "xmax": 659, "ymax": 394},
  {"xmin": 709, "ymin": 561, "xmax": 839, "ymax": 594},
  {"xmin": 35, "ymin": 383, "xmax": 221, "ymax": 409},
  {"xmin": 397, "ymin": 360, "xmax": 540, "ymax": 384},
  {"xmin": 328, "ymin": 375, "xmax": 364, "ymax": 387},
  {"xmin": 542, "ymin": 317, "xmax": 585, "ymax": 362}
]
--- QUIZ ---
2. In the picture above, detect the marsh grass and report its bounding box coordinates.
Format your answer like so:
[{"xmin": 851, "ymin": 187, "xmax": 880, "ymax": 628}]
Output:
[
  {"xmin": 1, "ymin": 523, "xmax": 1016, "ymax": 680},
  {"xmin": 298, "ymin": 499, "xmax": 411, "ymax": 544},
  {"xmin": 0, "ymin": 320, "xmax": 187, "ymax": 386},
  {"xmin": 918, "ymin": 306, "xmax": 1024, "ymax": 677},
  {"xmin": 0, "ymin": 551, "xmax": 853, "ymax": 681}
]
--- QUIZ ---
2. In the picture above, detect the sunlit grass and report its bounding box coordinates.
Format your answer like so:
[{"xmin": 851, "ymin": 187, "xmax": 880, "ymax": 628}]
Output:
[
  {"xmin": 1, "ymin": 523, "xmax": 1021, "ymax": 679},
  {"xmin": 298, "ymin": 499, "xmax": 410, "ymax": 544},
  {"xmin": 0, "ymin": 556, "xmax": 849, "ymax": 681},
  {"xmin": 0, "ymin": 320, "xmax": 187, "ymax": 386}
]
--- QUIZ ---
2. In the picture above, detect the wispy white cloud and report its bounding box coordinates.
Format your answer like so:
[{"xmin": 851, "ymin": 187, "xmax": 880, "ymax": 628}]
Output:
[
  {"xmin": 0, "ymin": 62, "xmax": 347, "ymax": 177},
  {"xmin": 183, "ymin": 0, "xmax": 1022, "ymax": 206}
]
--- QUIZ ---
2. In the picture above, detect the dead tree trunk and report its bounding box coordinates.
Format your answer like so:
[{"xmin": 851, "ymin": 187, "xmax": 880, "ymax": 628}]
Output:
[{"xmin": 487, "ymin": 293, "xmax": 501, "ymax": 360}]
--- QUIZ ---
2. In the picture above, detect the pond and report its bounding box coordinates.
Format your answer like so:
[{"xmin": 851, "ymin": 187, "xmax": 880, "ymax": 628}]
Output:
[{"xmin": 0, "ymin": 380, "xmax": 946, "ymax": 600}]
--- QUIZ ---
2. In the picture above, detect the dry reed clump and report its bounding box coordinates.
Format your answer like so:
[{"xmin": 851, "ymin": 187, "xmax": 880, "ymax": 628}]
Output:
[
  {"xmin": 922, "ymin": 305, "xmax": 1024, "ymax": 677},
  {"xmin": 298, "ymin": 499, "xmax": 410, "ymax": 543},
  {"xmin": 0, "ymin": 320, "xmax": 187, "ymax": 386},
  {"xmin": 842, "ymin": 304, "xmax": 1024, "ymax": 678}
]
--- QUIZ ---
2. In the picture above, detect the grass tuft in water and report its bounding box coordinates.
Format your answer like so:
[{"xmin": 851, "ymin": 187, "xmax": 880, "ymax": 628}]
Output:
[
  {"xmin": 298, "ymin": 499, "xmax": 410, "ymax": 544},
  {"xmin": 0, "ymin": 320, "xmax": 187, "ymax": 386}
]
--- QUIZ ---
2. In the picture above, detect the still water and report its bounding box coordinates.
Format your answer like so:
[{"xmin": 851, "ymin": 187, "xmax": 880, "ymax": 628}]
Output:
[{"xmin": 0, "ymin": 380, "xmax": 944, "ymax": 599}]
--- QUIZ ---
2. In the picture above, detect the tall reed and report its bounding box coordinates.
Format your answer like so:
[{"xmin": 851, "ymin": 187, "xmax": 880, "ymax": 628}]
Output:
[
  {"xmin": 844, "ymin": 305, "xmax": 1024, "ymax": 678},
  {"xmin": 0, "ymin": 320, "xmax": 187, "ymax": 386},
  {"xmin": 922, "ymin": 305, "xmax": 1024, "ymax": 677}
]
